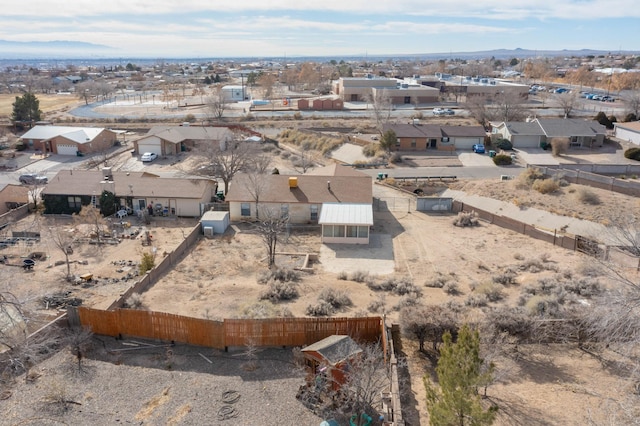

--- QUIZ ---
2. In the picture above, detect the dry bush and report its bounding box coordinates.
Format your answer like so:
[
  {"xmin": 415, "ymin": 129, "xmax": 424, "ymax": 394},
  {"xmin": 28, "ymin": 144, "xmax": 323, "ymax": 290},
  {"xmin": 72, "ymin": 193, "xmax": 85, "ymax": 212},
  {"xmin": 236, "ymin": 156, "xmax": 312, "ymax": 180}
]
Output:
[
  {"xmin": 563, "ymin": 277, "xmax": 602, "ymax": 297},
  {"xmin": 492, "ymin": 270, "xmax": 518, "ymax": 285},
  {"xmin": 306, "ymin": 300, "xmax": 334, "ymax": 316},
  {"xmin": 473, "ymin": 282, "xmax": 505, "ymax": 302},
  {"xmin": 575, "ymin": 187, "xmax": 601, "ymax": 205},
  {"xmin": 394, "ymin": 295, "xmax": 422, "ymax": 311},
  {"xmin": 551, "ymin": 139, "xmax": 569, "ymax": 156},
  {"xmin": 239, "ymin": 301, "xmax": 293, "ymax": 319},
  {"xmin": 337, "ymin": 271, "xmax": 348, "ymax": 280},
  {"xmin": 443, "ymin": 281, "xmax": 461, "ymax": 295},
  {"xmin": 259, "ymin": 281, "xmax": 299, "ymax": 302},
  {"xmin": 362, "ymin": 144, "xmax": 379, "ymax": 157},
  {"xmin": 368, "ymin": 276, "xmax": 422, "ymax": 296},
  {"xmin": 125, "ymin": 292, "xmax": 146, "ymax": 309},
  {"xmin": 465, "ymin": 293, "xmax": 489, "ymax": 307},
  {"xmin": 257, "ymin": 267, "xmax": 300, "ymax": 284},
  {"xmin": 524, "ymin": 294, "xmax": 562, "ymax": 317},
  {"xmin": 532, "ymin": 178, "xmax": 560, "ymax": 194},
  {"xmin": 453, "ymin": 211, "xmax": 479, "ymax": 227},
  {"xmin": 425, "ymin": 276, "xmax": 448, "ymax": 288},
  {"xmin": 349, "ymin": 270, "xmax": 369, "ymax": 283},
  {"xmin": 515, "ymin": 167, "xmax": 545, "ymax": 189},
  {"xmin": 367, "ymin": 295, "xmax": 386, "ymax": 314},
  {"xmin": 484, "ymin": 306, "xmax": 534, "ymax": 341},
  {"xmin": 317, "ymin": 288, "xmax": 353, "ymax": 310}
]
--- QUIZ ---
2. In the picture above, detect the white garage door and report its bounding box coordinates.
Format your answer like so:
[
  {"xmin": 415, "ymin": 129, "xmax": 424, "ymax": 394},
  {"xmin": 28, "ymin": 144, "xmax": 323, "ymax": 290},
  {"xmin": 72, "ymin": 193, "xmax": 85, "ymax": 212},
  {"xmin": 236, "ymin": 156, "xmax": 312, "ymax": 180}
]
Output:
[
  {"xmin": 137, "ymin": 142, "xmax": 162, "ymax": 156},
  {"xmin": 56, "ymin": 144, "xmax": 79, "ymax": 155},
  {"xmin": 455, "ymin": 137, "xmax": 482, "ymax": 150}
]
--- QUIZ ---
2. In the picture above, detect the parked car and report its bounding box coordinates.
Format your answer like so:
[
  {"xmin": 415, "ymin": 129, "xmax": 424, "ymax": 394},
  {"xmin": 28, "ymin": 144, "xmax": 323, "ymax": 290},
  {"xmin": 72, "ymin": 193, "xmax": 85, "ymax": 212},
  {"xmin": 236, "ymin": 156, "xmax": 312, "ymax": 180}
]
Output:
[
  {"xmin": 19, "ymin": 174, "xmax": 48, "ymax": 185},
  {"xmin": 141, "ymin": 152, "xmax": 158, "ymax": 162},
  {"xmin": 432, "ymin": 107, "xmax": 446, "ymax": 116},
  {"xmin": 443, "ymin": 108, "xmax": 455, "ymax": 115},
  {"xmin": 602, "ymin": 95, "xmax": 615, "ymax": 102},
  {"xmin": 472, "ymin": 144, "xmax": 485, "ymax": 154}
]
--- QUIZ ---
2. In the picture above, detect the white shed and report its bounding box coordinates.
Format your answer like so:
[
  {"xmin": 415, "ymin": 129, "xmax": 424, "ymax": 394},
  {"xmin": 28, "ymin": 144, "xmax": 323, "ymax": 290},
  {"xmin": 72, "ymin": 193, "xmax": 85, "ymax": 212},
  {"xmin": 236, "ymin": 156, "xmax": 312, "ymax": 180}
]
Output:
[
  {"xmin": 200, "ymin": 211, "xmax": 230, "ymax": 236},
  {"xmin": 319, "ymin": 203, "xmax": 373, "ymax": 244}
]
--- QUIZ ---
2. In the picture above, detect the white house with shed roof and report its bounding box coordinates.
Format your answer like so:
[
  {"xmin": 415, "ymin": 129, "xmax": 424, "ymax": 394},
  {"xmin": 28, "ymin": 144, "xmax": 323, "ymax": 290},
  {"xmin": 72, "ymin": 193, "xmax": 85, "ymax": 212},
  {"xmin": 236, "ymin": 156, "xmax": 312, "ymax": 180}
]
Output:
[
  {"xmin": 614, "ymin": 121, "xmax": 640, "ymax": 145},
  {"xmin": 492, "ymin": 118, "xmax": 606, "ymax": 148},
  {"xmin": 20, "ymin": 125, "xmax": 118, "ymax": 155},
  {"xmin": 319, "ymin": 203, "xmax": 373, "ymax": 244}
]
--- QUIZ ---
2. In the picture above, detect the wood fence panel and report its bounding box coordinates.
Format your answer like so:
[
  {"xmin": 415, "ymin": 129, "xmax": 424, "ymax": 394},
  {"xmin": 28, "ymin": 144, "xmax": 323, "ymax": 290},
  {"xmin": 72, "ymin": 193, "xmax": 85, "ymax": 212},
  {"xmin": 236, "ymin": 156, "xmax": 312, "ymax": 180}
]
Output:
[{"xmin": 78, "ymin": 307, "xmax": 119, "ymax": 336}]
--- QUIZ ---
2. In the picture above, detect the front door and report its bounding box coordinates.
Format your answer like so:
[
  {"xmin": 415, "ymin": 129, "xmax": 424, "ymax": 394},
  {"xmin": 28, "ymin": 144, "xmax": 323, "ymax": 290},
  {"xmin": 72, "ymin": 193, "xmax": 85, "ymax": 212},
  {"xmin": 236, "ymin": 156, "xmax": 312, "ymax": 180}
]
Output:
[
  {"xmin": 430, "ymin": 139, "xmax": 437, "ymax": 148},
  {"xmin": 136, "ymin": 199, "xmax": 146, "ymax": 212}
]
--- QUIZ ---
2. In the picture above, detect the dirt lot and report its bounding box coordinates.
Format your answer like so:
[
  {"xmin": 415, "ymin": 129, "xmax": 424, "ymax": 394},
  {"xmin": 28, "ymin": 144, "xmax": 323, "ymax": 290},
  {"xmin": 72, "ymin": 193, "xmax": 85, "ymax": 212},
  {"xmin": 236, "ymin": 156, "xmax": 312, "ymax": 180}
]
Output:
[{"xmin": 0, "ymin": 93, "xmax": 80, "ymax": 117}]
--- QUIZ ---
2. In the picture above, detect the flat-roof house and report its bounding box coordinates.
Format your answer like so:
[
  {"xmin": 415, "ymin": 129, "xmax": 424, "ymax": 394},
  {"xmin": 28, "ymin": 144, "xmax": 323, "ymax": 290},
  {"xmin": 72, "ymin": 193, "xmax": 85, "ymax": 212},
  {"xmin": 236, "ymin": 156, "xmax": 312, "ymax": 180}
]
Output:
[
  {"xmin": 334, "ymin": 77, "xmax": 439, "ymax": 105},
  {"xmin": 133, "ymin": 126, "xmax": 234, "ymax": 157},
  {"xmin": 42, "ymin": 170, "xmax": 217, "ymax": 217},
  {"xmin": 225, "ymin": 164, "xmax": 373, "ymax": 244},
  {"xmin": 20, "ymin": 125, "xmax": 118, "ymax": 155}
]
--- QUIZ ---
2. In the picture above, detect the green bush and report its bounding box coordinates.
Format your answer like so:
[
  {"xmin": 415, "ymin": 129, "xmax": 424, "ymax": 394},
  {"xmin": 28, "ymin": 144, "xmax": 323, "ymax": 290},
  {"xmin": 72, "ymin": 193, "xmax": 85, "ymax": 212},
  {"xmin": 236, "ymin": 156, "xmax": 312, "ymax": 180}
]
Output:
[
  {"xmin": 362, "ymin": 144, "xmax": 378, "ymax": 157},
  {"xmin": 495, "ymin": 138, "xmax": 513, "ymax": 150},
  {"xmin": 623, "ymin": 113, "xmax": 637, "ymax": 122},
  {"xmin": 139, "ymin": 252, "xmax": 155, "ymax": 274},
  {"xmin": 492, "ymin": 154, "xmax": 512, "ymax": 166},
  {"xmin": 624, "ymin": 147, "xmax": 640, "ymax": 161}
]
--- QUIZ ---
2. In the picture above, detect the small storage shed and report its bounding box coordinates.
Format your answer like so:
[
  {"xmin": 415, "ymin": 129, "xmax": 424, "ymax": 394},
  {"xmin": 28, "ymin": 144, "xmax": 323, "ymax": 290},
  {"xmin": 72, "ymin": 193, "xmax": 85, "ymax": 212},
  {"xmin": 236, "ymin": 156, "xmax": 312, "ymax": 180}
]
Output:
[
  {"xmin": 200, "ymin": 211, "xmax": 229, "ymax": 236},
  {"xmin": 301, "ymin": 335, "xmax": 362, "ymax": 390}
]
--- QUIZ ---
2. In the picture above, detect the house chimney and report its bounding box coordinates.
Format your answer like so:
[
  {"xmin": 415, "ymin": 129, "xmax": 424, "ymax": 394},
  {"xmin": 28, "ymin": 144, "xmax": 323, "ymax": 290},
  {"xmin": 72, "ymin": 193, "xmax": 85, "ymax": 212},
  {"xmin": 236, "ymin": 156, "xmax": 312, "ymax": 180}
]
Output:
[{"xmin": 289, "ymin": 177, "xmax": 298, "ymax": 189}]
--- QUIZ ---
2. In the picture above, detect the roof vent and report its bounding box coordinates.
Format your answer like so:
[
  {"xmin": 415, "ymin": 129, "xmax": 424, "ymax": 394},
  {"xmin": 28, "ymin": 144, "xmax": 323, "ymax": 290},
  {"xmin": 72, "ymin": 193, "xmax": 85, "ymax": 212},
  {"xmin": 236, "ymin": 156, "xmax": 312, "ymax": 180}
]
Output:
[{"xmin": 289, "ymin": 177, "xmax": 298, "ymax": 189}]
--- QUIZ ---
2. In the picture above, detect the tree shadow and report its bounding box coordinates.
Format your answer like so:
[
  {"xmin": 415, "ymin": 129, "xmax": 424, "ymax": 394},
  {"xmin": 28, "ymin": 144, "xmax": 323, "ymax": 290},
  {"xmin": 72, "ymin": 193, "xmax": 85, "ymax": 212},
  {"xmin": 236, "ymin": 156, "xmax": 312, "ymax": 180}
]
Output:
[{"xmin": 489, "ymin": 395, "xmax": 557, "ymax": 426}]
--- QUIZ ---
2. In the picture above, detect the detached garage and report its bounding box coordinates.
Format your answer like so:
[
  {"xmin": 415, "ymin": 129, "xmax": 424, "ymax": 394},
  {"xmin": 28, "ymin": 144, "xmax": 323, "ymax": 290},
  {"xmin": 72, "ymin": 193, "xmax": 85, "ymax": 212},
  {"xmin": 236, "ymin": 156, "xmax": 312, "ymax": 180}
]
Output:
[{"xmin": 614, "ymin": 121, "xmax": 640, "ymax": 146}]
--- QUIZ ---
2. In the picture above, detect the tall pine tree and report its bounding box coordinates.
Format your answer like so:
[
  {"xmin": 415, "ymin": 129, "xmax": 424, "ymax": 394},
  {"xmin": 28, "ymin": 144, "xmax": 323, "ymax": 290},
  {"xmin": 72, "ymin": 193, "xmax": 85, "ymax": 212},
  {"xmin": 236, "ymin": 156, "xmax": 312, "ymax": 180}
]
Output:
[{"xmin": 424, "ymin": 325, "xmax": 497, "ymax": 426}]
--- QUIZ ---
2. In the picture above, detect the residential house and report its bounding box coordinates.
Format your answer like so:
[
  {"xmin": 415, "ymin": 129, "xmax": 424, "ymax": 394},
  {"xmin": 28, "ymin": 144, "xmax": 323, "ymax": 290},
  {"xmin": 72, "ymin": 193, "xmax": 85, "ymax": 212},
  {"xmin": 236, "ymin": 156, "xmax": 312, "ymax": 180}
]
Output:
[
  {"xmin": 383, "ymin": 123, "xmax": 486, "ymax": 151},
  {"xmin": 42, "ymin": 169, "xmax": 217, "ymax": 217},
  {"xmin": 0, "ymin": 184, "xmax": 29, "ymax": 215},
  {"xmin": 19, "ymin": 125, "xmax": 118, "ymax": 155},
  {"xmin": 614, "ymin": 121, "xmax": 640, "ymax": 145},
  {"xmin": 133, "ymin": 125, "xmax": 234, "ymax": 156},
  {"xmin": 225, "ymin": 164, "xmax": 373, "ymax": 244},
  {"xmin": 491, "ymin": 118, "xmax": 607, "ymax": 149}
]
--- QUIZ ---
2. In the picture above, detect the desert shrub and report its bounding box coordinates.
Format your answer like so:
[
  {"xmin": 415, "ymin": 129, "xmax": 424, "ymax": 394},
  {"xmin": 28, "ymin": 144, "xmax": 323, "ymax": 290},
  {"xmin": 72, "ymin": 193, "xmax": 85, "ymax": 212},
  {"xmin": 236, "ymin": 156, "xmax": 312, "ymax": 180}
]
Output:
[
  {"xmin": 465, "ymin": 293, "xmax": 489, "ymax": 307},
  {"xmin": 367, "ymin": 298, "xmax": 385, "ymax": 313},
  {"xmin": 551, "ymin": 139, "xmax": 569, "ymax": 156},
  {"xmin": 443, "ymin": 281, "xmax": 461, "ymax": 295},
  {"xmin": 257, "ymin": 268, "xmax": 300, "ymax": 284},
  {"xmin": 394, "ymin": 294, "xmax": 422, "ymax": 311},
  {"xmin": 513, "ymin": 252, "xmax": 524, "ymax": 260},
  {"xmin": 495, "ymin": 138, "xmax": 513, "ymax": 150},
  {"xmin": 563, "ymin": 277, "xmax": 602, "ymax": 297},
  {"xmin": 624, "ymin": 147, "xmax": 640, "ymax": 161},
  {"xmin": 337, "ymin": 271, "xmax": 348, "ymax": 280},
  {"xmin": 425, "ymin": 276, "xmax": 448, "ymax": 288},
  {"xmin": 492, "ymin": 154, "xmax": 512, "ymax": 166},
  {"xmin": 240, "ymin": 301, "xmax": 293, "ymax": 319},
  {"xmin": 293, "ymin": 112, "xmax": 303, "ymax": 120},
  {"xmin": 369, "ymin": 276, "xmax": 421, "ymax": 296},
  {"xmin": 576, "ymin": 261, "xmax": 603, "ymax": 277},
  {"xmin": 184, "ymin": 113, "xmax": 196, "ymax": 123},
  {"xmin": 317, "ymin": 288, "xmax": 353, "ymax": 310},
  {"xmin": 259, "ymin": 281, "xmax": 299, "ymax": 302},
  {"xmin": 280, "ymin": 151, "xmax": 291, "ymax": 159},
  {"xmin": 485, "ymin": 306, "xmax": 533, "ymax": 339},
  {"xmin": 306, "ymin": 300, "xmax": 334, "ymax": 316},
  {"xmin": 515, "ymin": 167, "xmax": 545, "ymax": 189},
  {"xmin": 139, "ymin": 252, "xmax": 155, "ymax": 274},
  {"xmin": 474, "ymin": 282, "xmax": 505, "ymax": 302},
  {"xmin": 524, "ymin": 295, "xmax": 562, "ymax": 317},
  {"xmin": 125, "ymin": 293, "xmax": 145, "ymax": 309},
  {"xmin": 362, "ymin": 144, "xmax": 378, "ymax": 157},
  {"xmin": 492, "ymin": 270, "xmax": 518, "ymax": 285},
  {"xmin": 349, "ymin": 270, "xmax": 369, "ymax": 283},
  {"xmin": 389, "ymin": 152, "xmax": 403, "ymax": 164},
  {"xmin": 623, "ymin": 113, "xmax": 637, "ymax": 122},
  {"xmin": 575, "ymin": 187, "xmax": 601, "ymax": 205},
  {"xmin": 532, "ymin": 178, "xmax": 559, "ymax": 194},
  {"xmin": 453, "ymin": 211, "xmax": 479, "ymax": 227}
]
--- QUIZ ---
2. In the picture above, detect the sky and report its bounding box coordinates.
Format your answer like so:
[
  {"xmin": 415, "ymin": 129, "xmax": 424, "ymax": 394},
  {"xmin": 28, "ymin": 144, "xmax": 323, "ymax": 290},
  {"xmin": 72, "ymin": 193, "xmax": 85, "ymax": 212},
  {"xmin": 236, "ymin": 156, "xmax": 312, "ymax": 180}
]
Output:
[{"xmin": 2, "ymin": 1, "xmax": 639, "ymax": 59}]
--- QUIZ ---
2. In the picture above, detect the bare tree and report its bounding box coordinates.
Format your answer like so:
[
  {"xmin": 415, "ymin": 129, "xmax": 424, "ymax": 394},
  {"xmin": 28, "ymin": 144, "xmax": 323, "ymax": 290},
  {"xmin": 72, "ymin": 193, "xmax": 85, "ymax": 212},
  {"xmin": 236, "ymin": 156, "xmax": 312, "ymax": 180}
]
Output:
[
  {"xmin": 557, "ymin": 91, "xmax": 580, "ymax": 118},
  {"xmin": 73, "ymin": 205, "xmax": 108, "ymax": 244},
  {"xmin": 255, "ymin": 207, "xmax": 289, "ymax": 268},
  {"xmin": 401, "ymin": 305, "xmax": 458, "ymax": 353},
  {"xmin": 244, "ymin": 172, "xmax": 268, "ymax": 220},
  {"xmin": 292, "ymin": 142, "xmax": 316, "ymax": 174},
  {"xmin": 367, "ymin": 89, "xmax": 393, "ymax": 135},
  {"xmin": 207, "ymin": 86, "xmax": 227, "ymax": 119},
  {"xmin": 490, "ymin": 91, "xmax": 530, "ymax": 123},
  {"xmin": 66, "ymin": 326, "xmax": 94, "ymax": 373},
  {"xmin": 49, "ymin": 222, "xmax": 75, "ymax": 281},
  {"xmin": 192, "ymin": 140, "xmax": 252, "ymax": 195},
  {"xmin": 625, "ymin": 91, "xmax": 640, "ymax": 119}
]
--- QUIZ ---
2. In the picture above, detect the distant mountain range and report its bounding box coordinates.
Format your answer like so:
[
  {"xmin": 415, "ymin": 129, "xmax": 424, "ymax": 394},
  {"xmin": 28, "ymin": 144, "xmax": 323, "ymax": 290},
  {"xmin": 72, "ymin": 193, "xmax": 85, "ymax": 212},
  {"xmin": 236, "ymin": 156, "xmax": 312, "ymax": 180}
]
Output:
[{"xmin": 0, "ymin": 40, "xmax": 636, "ymax": 64}]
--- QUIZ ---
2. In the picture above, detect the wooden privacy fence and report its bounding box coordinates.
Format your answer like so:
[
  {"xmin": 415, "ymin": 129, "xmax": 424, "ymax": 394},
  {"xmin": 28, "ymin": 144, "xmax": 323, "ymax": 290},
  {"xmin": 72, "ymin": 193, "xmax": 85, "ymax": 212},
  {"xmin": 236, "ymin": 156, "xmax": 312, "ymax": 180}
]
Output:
[
  {"xmin": 452, "ymin": 200, "xmax": 578, "ymax": 251},
  {"xmin": 70, "ymin": 306, "xmax": 383, "ymax": 349}
]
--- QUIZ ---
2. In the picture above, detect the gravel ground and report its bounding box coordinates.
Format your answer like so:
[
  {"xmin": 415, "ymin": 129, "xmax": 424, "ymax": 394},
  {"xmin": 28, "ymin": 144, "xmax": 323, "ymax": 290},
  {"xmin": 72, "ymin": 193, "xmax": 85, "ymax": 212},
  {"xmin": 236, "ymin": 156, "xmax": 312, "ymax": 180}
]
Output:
[{"xmin": 1, "ymin": 337, "xmax": 324, "ymax": 426}]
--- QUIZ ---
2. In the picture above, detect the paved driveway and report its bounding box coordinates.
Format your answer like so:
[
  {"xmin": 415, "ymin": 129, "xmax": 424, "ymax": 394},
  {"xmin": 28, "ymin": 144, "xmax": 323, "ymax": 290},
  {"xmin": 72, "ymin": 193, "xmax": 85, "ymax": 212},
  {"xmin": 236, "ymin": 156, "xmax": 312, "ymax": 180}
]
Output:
[{"xmin": 458, "ymin": 152, "xmax": 497, "ymax": 167}]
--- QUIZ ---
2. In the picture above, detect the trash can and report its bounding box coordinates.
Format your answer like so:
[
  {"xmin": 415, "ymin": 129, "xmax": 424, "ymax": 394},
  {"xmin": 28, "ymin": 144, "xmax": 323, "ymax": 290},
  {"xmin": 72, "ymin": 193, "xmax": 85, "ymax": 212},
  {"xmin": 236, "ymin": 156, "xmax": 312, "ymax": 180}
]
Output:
[
  {"xmin": 489, "ymin": 150, "xmax": 496, "ymax": 158},
  {"xmin": 377, "ymin": 172, "xmax": 384, "ymax": 180}
]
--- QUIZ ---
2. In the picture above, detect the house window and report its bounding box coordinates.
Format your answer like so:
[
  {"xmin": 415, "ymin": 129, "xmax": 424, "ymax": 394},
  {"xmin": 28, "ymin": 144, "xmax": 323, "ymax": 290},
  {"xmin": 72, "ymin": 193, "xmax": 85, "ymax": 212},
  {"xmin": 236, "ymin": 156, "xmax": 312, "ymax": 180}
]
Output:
[
  {"xmin": 441, "ymin": 137, "xmax": 450, "ymax": 143},
  {"xmin": 241, "ymin": 203, "xmax": 251, "ymax": 217},
  {"xmin": 404, "ymin": 96, "xmax": 411, "ymax": 104},
  {"xmin": 570, "ymin": 136, "xmax": 580, "ymax": 147},
  {"xmin": 334, "ymin": 226, "xmax": 345, "ymax": 237},
  {"xmin": 411, "ymin": 139, "xmax": 416, "ymax": 148},
  {"xmin": 281, "ymin": 204, "xmax": 289, "ymax": 218},
  {"xmin": 323, "ymin": 225, "xmax": 334, "ymax": 237},
  {"xmin": 347, "ymin": 226, "xmax": 358, "ymax": 238},
  {"xmin": 68, "ymin": 196, "xmax": 82, "ymax": 209},
  {"xmin": 310, "ymin": 205, "xmax": 318, "ymax": 221},
  {"xmin": 358, "ymin": 226, "xmax": 369, "ymax": 238}
]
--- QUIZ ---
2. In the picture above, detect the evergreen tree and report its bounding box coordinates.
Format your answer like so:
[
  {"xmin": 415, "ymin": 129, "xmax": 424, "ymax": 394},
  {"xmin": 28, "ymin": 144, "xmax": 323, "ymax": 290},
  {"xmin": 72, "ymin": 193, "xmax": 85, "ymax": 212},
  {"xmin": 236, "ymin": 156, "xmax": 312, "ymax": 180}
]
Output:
[
  {"xmin": 424, "ymin": 325, "xmax": 497, "ymax": 426},
  {"xmin": 11, "ymin": 92, "xmax": 42, "ymax": 125},
  {"xmin": 379, "ymin": 129, "xmax": 397, "ymax": 154}
]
